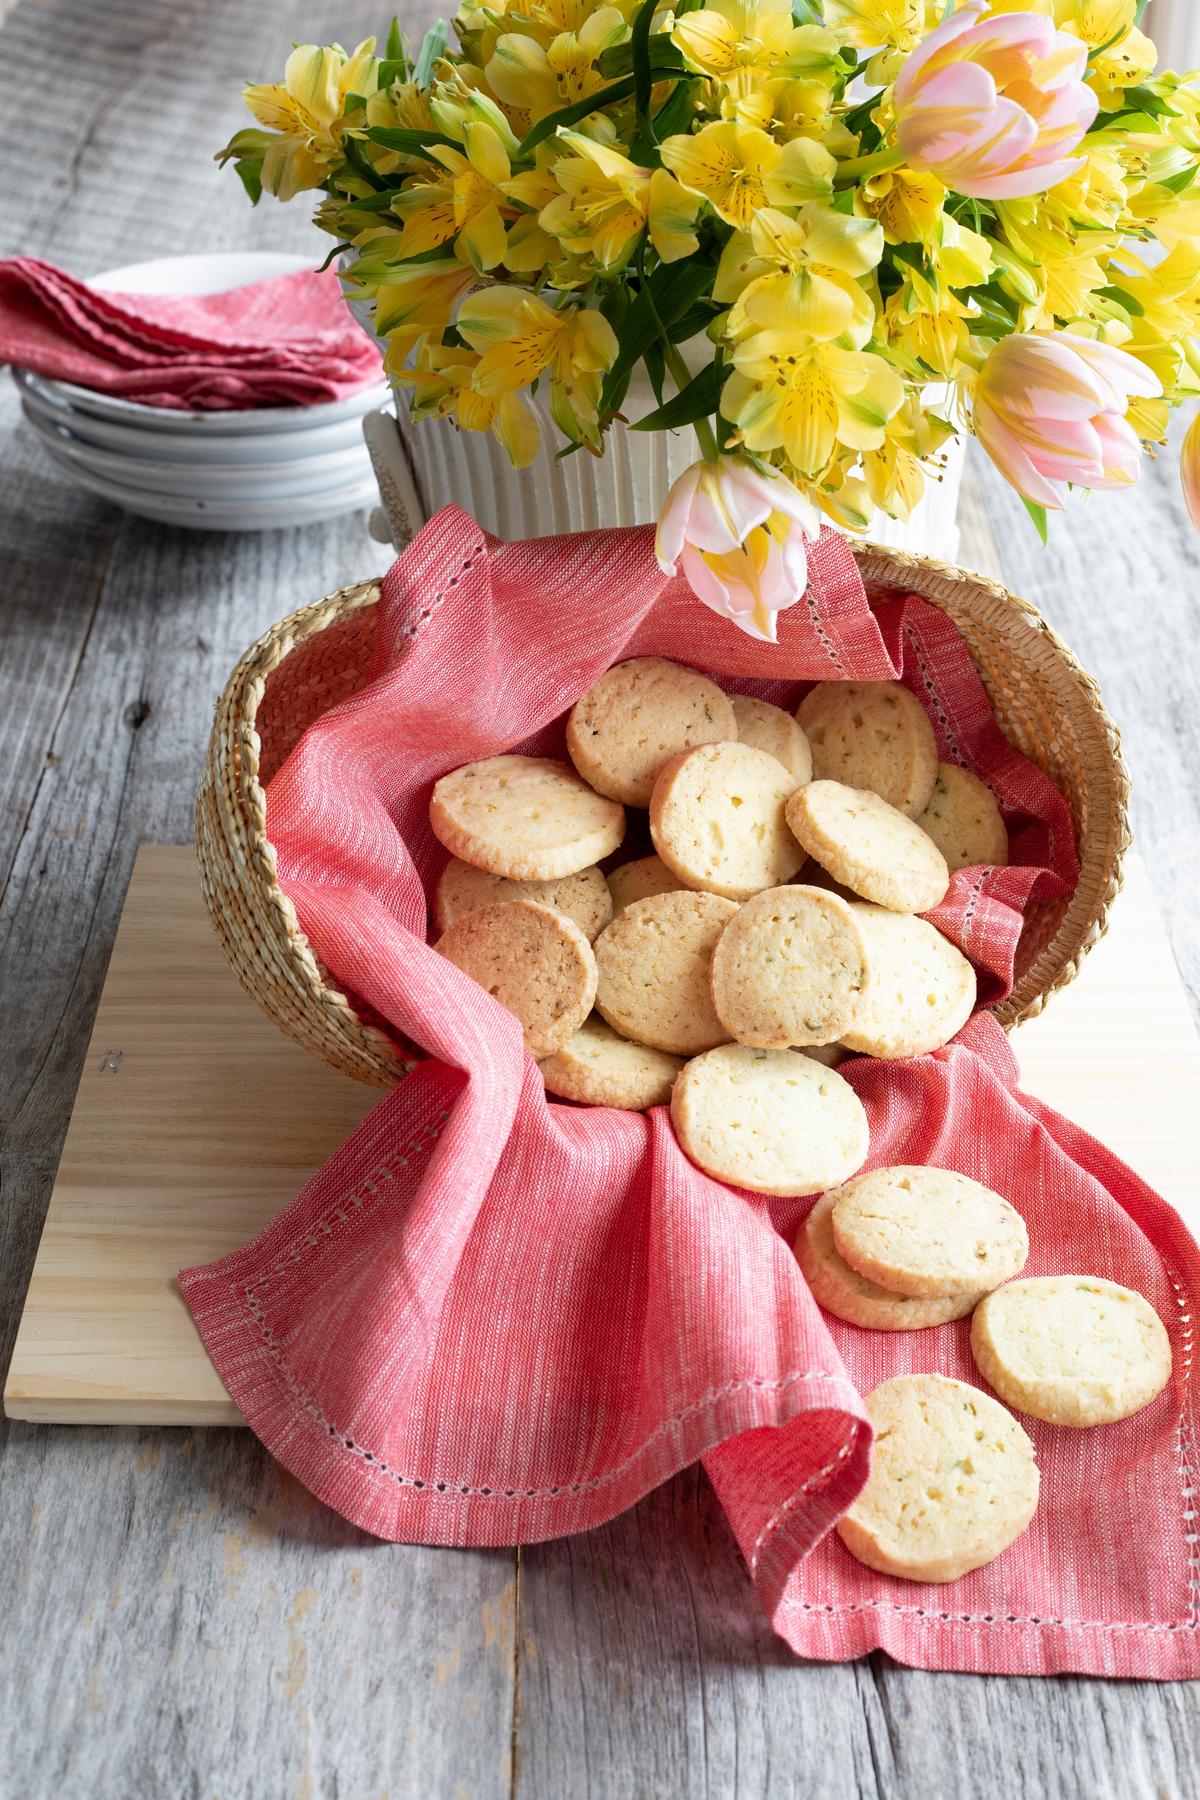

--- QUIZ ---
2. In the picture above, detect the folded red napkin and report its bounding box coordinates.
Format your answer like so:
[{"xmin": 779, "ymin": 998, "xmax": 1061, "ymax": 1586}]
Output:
[
  {"xmin": 0, "ymin": 257, "xmax": 382, "ymax": 410},
  {"xmin": 181, "ymin": 508, "xmax": 1200, "ymax": 1678}
]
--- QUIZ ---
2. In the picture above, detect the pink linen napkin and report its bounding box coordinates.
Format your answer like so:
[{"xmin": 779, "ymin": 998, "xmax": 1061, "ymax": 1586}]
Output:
[
  {"xmin": 0, "ymin": 257, "xmax": 382, "ymax": 409},
  {"xmin": 180, "ymin": 508, "xmax": 1200, "ymax": 1677}
]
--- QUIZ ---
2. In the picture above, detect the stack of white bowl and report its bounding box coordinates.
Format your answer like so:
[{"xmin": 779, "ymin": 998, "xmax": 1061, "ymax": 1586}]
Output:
[{"xmin": 15, "ymin": 252, "xmax": 390, "ymax": 532}]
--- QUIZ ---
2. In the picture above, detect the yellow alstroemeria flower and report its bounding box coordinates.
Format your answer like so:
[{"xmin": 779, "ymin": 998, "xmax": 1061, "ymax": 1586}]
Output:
[
  {"xmin": 854, "ymin": 167, "xmax": 946, "ymax": 247},
  {"xmin": 660, "ymin": 123, "xmax": 835, "ymax": 230},
  {"xmin": 823, "ymin": 1, "xmax": 943, "ymax": 84},
  {"xmin": 350, "ymin": 247, "xmax": 478, "ymax": 357},
  {"xmin": 883, "ymin": 269, "xmax": 971, "ymax": 379},
  {"xmin": 487, "ymin": 9, "xmax": 627, "ymax": 121},
  {"xmin": 672, "ymin": 0, "xmax": 839, "ymax": 105},
  {"xmin": 361, "ymin": 83, "xmax": 438, "ymax": 176},
  {"xmin": 721, "ymin": 277, "xmax": 904, "ymax": 477},
  {"xmin": 732, "ymin": 74, "xmax": 839, "ymax": 140},
  {"xmin": 390, "ymin": 122, "xmax": 514, "ymax": 272},
  {"xmin": 457, "ymin": 287, "xmax": 619, "ymax": 445},
  {"xmin": 393, "ymin": 343, "xmax": 542, "ymax": 467},
  {"xmin": 538, "ymin": 130, "xmax": 700, "ymax": 268},
  {"xmin": 241, "ymin": 39, "xmax": 379, "ymax": 200},
  {"xmin": 862, "ymin": 393, "xmax": 955, "ymax": 519},
  {"xmin": 931, "ymin": 214, "xmax": 995, "ymax": 290},
  {"xmin": 714, "ymin": 203, "xmax": 883, "ymax": 344},
  {"xmin": 994, "ymin": 199, "xmax": 1116, "ymax": 327},
  {"xmin": 1054, "ymin": 1, "xmax": 1156, "ymax": 109}
]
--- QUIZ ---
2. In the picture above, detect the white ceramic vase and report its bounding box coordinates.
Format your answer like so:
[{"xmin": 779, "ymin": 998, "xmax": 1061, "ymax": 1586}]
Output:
[{"xmin": 364, "ymin": 379, "xmax": 965, "ymax": 563}]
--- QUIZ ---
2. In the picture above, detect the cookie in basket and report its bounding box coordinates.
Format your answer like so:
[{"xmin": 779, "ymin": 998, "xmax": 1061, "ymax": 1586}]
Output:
[
  {"xmin": 729, "ymin": 695, "xmax": 812, "ymax": 784},
  {"xmin": 786, "ymin": 779, "xmax": 949, "ymax": 913},
  {"xmin": 797, "ymin": 1192, "xmax": 985, "ymax": 1331},
  {"xmin": 830, "ymin": 1165, "xmax": 1028, "ymax": 1297},
  {"xmin": 970, "ymin": 1276, "xmax": 1172, "ymax": 1427},
  {"xmin": 430, "ymin": 755, "xmax": 625, "ymax": 880},
  {"xmin": 916, "ymin": 763, "xmax": 1009, "ymax": 872},
  {"xmin": 607, "ymin": 854, "xmax": 681, "ymax": 915},
  {"xmin": 840, "ymin": 906, "xmax": 976, "ymax": 1059},
  {"xmin": 796, "ymin": 680, "xmax": 938, "ymax": 817},
  {"xmin": 836, "ymin": 1374, "xmax": 1039, "ymax": 1583},
  {"xmin": 435, "ymin": 858, "xmax": 613, "ymax": 940},
  {"xmin": 709, "ymin": 885, "xmax": 868, "ymax": 1049},
  {"xmin": 593, "ymin": 889, "xmax": 737, "ymax": 1056},
  {"xmin": 566, "ymin": 657, "xmax": 736, "ymax": 806},
  {"xmin": 671, "ymin": 1044, "xmax": 868, "ymax": 1197},
  {"xmin": 435, "ymin": 899, "xmax": 596, "ymax": 1058},
  {"xmin": 651, "ymin": 741, "xmax": 803, "ymax": 901},
  {"xmin": 539, "ymin": 1015, "xmax": 683, "ymax": 1111}
]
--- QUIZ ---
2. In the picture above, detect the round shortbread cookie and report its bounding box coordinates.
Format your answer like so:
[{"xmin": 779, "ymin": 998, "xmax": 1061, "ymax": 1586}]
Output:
[
  {"xmin": 607, "ymin": 854, "xmax": 682, "ymax": 916},
  {"xmin": 796, "ymin": 680, "xmax": 938, "ymax": 817},
  {"xmin": 709, "ymin": 885, "xmax": 868, "ymax": 1049},
  {"xmin": 435, "ymin": 858, "xmax": 613, "ymax": 941},
  {"xmin": 593, "ymin": 890, "xmax": 737, "ymax": 1056},
  {"xmin": 915, "ymin": 763, "xmax": 1009, "ymax": 873},
  {"xmin": 840, "ymin": 906, "xmax": 976, "ymax": 1059},
  {"xmin": 435, "ymin": 899, "xmax": 597, "ymax": 1058},
  {"xmin": 970, "ymin": 1276, "xmax": 1172, "ymax": 1427},
  {"xmin": 729, "ymin": 695, "xmax": 813, "ymax": 785},
  {"xmin": 830, "ymin": 1165, "xmax": 1028, "ymax": 1298},
  {"xmin": 430, "ymin": 755, "xmax": 625, "ymax": 880},
  {"xmin": 670, "ymin": 1045, "xmax": 869, "ymax": 1197},
  {"xmin": 539, "ymin": 1014, "xmax": 683, "ymax": 1111},
  {"xmin": 786, "ymin": 780, "xmax": 949, "ymax": 914},
  {"xmin": 797, "ymin": 1192, "xmax": 985, "ymax": 1330},
  {"xmin": 836, "ymin": 1374, "xmax": 1039, "ymax": 1583},
  {"xmin": 650, "ymin": 741, "xmax": 804, "ymax": 902},
  {"xmin": 566, "ymin": 657, "xmax": 737, "ymax": 806}
]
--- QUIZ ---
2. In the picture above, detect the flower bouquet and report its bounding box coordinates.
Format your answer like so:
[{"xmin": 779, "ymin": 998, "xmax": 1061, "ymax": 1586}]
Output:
[{"xmin": 219, "ymin": 0, "xmax": 1200, "ymax": 639}]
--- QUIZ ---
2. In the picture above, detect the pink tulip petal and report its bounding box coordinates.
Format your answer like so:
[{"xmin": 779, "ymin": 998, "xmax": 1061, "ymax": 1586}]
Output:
[
  {"xmin": 1056, "ymin": 334, "xmax": 1164, "ymax": 407},
  {"xmin": 894, "ymin": 0, "xmax": 987, "ymax": 105},
  {"xmin": 960, "ymin": 155, "xmax": 1086, "ymax": 200},
  {"xmin": 975, "ymin": 405, "xmax": 1068, "ymax": 509}
]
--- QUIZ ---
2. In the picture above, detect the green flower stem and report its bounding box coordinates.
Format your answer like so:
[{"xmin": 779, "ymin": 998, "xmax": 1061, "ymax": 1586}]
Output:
[
  {"xmin": 637, "ymin": 238, "xmax": 719, "ymax": 462},
  {"xmin": 834, "ymin": 145, "xmax": 905, "ymax": 186},
  {"xmin": 661, "ymin": 340, "xmax": 719, "ymax": 461}
]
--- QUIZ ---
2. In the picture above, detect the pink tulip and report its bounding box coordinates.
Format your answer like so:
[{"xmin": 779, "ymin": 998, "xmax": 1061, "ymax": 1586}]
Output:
[
  {"xmin": 974, "ymin": 331, "xmax": 1162, "ymax": 510},
  {"xmin": 656, "ymin": 455, "xmax": 821, "ymax": 642},
  {"xmin": 1183, "ymin": 411, "xmax": 1200, "ymax": 533},
  {"xmin": 893, "ymin": 3, "xmax": 1098, "ymax": 200}
]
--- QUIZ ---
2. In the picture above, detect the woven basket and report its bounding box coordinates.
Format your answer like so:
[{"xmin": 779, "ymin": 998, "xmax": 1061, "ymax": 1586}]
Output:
[{"xmin": 196, "ymin": 545, "xmax": 1130, "ymax": 1089}]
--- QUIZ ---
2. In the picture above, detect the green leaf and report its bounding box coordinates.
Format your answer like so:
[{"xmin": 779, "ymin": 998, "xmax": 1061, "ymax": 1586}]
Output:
[
  {"xmin": 315, "ymin": 238, "xmax": 353, "ymax": 273},
  {"xmin": 234, "ymin": 157, "xmax": 263, "ymax": 206},
  {"xmin": 791, "ymin": 0, "xmax": 825, "ymax": 22},
  {"xmin": 1159, "ymin": 162, "xmax": 1200, "ymax": 195},
  {"xmin": 599, "ymin": 256, "xmax": 716, "ymax": 413},
  {"xmin": 343, "ymin": 135, "xmax": 387, "ymax": 190},
  {"xmin": 386, "ymin": 15, "xmax": 405, "ymax": 61},
  {"xmin": 363, "ymin": 125, "xmax": 461, "ymax": 159},
  {"xmin": 413, "ymin": 18, "xmax": 451, "ymax": 87},
  {"xmin": 631, "ymin": 0, "xmax": 659, "ymax": 135},
  {"xmin": 643, "ymin": 338, "xmax": 666, "ymax": 407},
  {"xmin": 600, "ymin": 32, "xmax": 684, "ymax": 80},
  {"xmin": 1020, "ymin": 497, "xmax": 1049, "ymax": 546},
  {"xmin": 517, "ymin": 67, "xmax": 684, "ymax": 155},
  {"xmin": 631, "ymin": 363, "xmax": 721, "ymax": 430},
  {"xmin": 1094, "ymin": 283, "xmax": 1145, "ymax": 316}
]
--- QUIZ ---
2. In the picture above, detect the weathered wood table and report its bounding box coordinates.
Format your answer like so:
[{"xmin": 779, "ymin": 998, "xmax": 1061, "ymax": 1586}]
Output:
[{"xmin": 1, "ymin": 1, "xmax": 1198, "ymax": 1794}]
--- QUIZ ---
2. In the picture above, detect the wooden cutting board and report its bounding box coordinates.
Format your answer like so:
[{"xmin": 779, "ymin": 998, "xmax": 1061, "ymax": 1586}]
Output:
[{"xmin": 6, "ymin": 844, "xmax": 1200, "ymax": 1426}]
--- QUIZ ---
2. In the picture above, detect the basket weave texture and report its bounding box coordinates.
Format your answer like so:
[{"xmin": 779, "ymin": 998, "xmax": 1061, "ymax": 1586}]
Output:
[{"xmin": 195, "ymin": 544, "xmax": 1130, "ymax": 1089}]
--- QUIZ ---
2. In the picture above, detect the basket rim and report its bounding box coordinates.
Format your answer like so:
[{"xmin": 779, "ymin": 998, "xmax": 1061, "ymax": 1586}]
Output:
[{"xmin": 199, "ymin": 539, "xmax": 1129, "ymax": 1085}]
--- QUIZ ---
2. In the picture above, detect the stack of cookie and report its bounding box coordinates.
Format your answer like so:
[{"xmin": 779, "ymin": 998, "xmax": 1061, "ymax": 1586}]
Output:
[
  {"xmin": 428, "ymin": 655, "xmax": 1005, "ymax": 1200},
  {"xmin": 796, "ymin": 1165, "xmax": 1172, "ymax": 1582}
]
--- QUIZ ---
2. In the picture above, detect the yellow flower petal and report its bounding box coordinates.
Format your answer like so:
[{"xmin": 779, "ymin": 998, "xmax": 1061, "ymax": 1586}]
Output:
[{"xmin": 648, "ymin": 168, "xmax": 700, "ymax": 263}]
